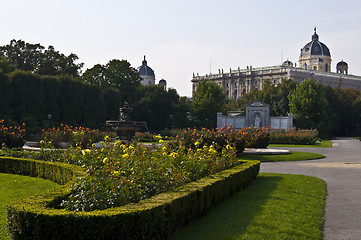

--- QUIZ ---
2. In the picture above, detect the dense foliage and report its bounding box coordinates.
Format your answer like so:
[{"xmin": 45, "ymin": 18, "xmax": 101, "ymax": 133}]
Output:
[
  {"xmin": 0, "ymin": 120, "xmax": 26, "ymax": 148},
  {"xmin": 228, "ymin": 78, "xmax": 361, "ymax": 137},
  {"xmin": 40, "ymin": 124, "xmax": 117, "ymax": 148},
  {"xmin": 0, "ymin": 39, "xmax": 83, "ymax": 77},
  {"xmin": 59, "ymin": 135, "xmax": 239, "ymax": 211},
  {"xmin": 0, "ymin": 71, "xmax": 107, "ymax": 131},
  {"xmin": 82, "ymin": 59, "xmax": 141, "ymax": 103},
  {"xmin": 192, "ymin": 79, "xmax": 227, "ymax": 128},
  {"xmin": 289, "ymin": 78, "xmax": 332, "ymax": 138}
]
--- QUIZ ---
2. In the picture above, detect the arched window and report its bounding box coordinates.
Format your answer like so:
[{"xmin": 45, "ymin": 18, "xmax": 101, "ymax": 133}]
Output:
[
  {"xmin": 304, "ymin": 63, "xmax": 307, "ymax": 69},
  {"xmin": 325, "ymin": 64, "xmax": 329, "ymax": 72}
]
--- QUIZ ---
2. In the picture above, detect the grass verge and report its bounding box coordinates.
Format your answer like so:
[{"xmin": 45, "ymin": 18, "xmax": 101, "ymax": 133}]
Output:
[
  {"xmin": 171, "ymin": 172, "xmax": 326, "ymax": 240},
  {"xmin": 269, "ymin": 139, "xmax": 332, "ymax": 148},
  {"xmin": 238, "ymin": 151, "xmax": 325, "ymax": 162},
  {"xmin": 0, "ymin": 173, "xmax": 59, "ymax": 240}
]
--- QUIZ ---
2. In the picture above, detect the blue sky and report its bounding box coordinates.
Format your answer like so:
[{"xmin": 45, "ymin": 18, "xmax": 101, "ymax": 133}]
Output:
[{"xmin": 1, "ymin": 0, "xmax": 361, "ymax": 96}]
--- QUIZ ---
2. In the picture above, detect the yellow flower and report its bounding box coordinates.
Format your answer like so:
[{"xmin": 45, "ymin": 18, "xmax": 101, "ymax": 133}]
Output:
[
  {"xmin": 162, "ymin": 146, "xmax": 167, "ymax": 152},
  {"xmin": 104, "ymin": 135, "xmax": 110, "ymax": 142},
  {"xmin": 159, "ymin": 139, "xmax": 164, "ymax": 144},
  {"xmin": 114, "ymin": 140, "xmax": 122, "ymax": 147},
  {"xmin": 226, "ymin": 145, "xmax": 233, "ymax": 150},
  {"xmin": 122, "ymin": 153, "xmax": 129, "ymax": 158},
  {"xmin": 194, "ymin": 141, "xmax": 200, "ymax": 146},
  {"xmin": 169, "ymin": 152, "xmax": 178, "ymax": 158},
  {"xmin": 82, "ymin": 149, "xmax": 91, "ymax": 155},
  {"xmin": 154, "ymin": 134, "xmax": 162, "ymax": 142},
  {"xmin": 113, "ymin": 171, "xmax": 120, "ymax": 177},
  {"xmin": 103, "ymin": 157, "xmax": 109, "ymax": 163}
]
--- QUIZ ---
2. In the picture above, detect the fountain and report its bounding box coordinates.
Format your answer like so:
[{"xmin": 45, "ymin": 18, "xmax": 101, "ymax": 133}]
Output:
[{"xmin": 106, "ymin": 102, "xmax": 147, "ymax": 141}]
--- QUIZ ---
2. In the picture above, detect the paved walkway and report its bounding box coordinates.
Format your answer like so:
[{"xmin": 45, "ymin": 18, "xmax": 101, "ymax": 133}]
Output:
[{"xmin": 261, "ymin": 138, "xmax": 361, "ymax": 240}]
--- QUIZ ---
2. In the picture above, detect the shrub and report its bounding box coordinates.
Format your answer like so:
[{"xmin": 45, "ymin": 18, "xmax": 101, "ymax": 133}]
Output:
[
  {"xmin": 58, "ymin": 135, "xmax": 239, "ymax": 211},
  {"xmin": 168, "ymin": 126, "xmax": 270, "ymax": 154},
  {"xmin": 4, "ymin": 156, "xmax": 259, "ymax": 240},
  {"xmin": 0, "ymin": 120, "xmax": 26, "ymax": 148},
  {"xmin": 41, "ymin": 124, "xmax": 116, "ymax": 148},
  {"xmin": 269, "ymin": 128, "xmax": 319, "ymax": 145},
  {"xmin": 242, "ymin": 127, "xmax": 270, "ymax": 148}
]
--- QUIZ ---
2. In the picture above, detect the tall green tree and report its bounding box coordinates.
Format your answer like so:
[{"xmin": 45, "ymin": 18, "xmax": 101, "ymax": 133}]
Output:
[
  {"xmin": 0, "ymin": 39, "xmax": 83, "ymax": 76},
  {"xmin": 37, "ymin": 46, "xmax": 83, "ymax": 77},
  {"xmin": 191, "ymin": 79, "xmax": 226, "ymax": 128},
  {"xmin": 82, "ymin": 59, "xmax": 141, "ymax": 102},
  {"xmin": 132, "ymin": 85, "xmax": 185, "ymax": 131},
  {"xmin": 288, "ymin": 78, "xmax": 332, "ymax": 137},
  {"xmin": 227, "ymin": 79, "xmax": 297, "ymax": 116}
]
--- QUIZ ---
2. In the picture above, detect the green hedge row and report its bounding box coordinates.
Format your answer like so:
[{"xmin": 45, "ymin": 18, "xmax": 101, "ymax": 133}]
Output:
[
  {"xmin": 0, "ymin": 70, "xmax": 121, "ymax": 129},
  {"xmin": 3, "ymin": 157, "xmax": 259, "ymax": 240}
]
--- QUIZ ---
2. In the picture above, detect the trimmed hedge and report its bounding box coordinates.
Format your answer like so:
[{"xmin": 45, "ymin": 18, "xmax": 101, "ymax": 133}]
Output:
[{"xmin": 2, "ymin": 157, "xmax": 259, "ymax": 240}]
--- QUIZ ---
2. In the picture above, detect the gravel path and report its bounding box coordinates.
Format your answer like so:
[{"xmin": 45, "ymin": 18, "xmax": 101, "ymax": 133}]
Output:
[{"xmin": 261, "ymin": 138, "xmax": 361, "ymax": 240}]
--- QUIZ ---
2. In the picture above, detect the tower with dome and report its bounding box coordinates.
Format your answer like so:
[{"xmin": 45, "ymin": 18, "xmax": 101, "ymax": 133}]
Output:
[
  {"xmin": 191, "ymin": 28, "xmax": 361, "ymax": 99},
  {"xmin": 138, "ymin": 56, "xmax": 167, "ymax": 89},
  {"xmin": 299, "ymin": 28, "xmax": 331, "ymax": 72}
]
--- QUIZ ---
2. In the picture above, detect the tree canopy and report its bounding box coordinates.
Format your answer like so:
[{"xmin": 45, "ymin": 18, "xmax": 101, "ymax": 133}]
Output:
[
  {"xmin": 0, "ymin": 39, "xmax": 83, "ymax": 77},
  {"xmin": 82, "ymin": 59, "xmax": 141, "ymax": 102},
  {"xmin": 288, "ymin": 78, "xmax": 333, "ymax": 137},
  {"xmin": 191, "ymin": 80, "xmax": 226, "ymax": 128}
]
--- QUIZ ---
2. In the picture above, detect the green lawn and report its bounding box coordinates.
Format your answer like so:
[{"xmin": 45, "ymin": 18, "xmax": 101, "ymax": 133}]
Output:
[
  {"xmin": 171, "ymin": 172, "xmax": 326, "ymax": 240},
  {"xmin": 0, "ymin": 173, "xmax": 59, "ymax": 240},
  {"xmin": 238, "ymin": 151, "xmax": 325, "ymax": 162},
  {"xmin": 269, "ymin": 139, "xmax": 332, "ymax": 148}
]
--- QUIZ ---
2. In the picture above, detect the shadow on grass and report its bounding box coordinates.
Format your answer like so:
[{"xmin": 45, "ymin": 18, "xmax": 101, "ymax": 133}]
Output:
[{"xmin": 171, "ymin": 174, "xmax": 282, "ymax": 240}]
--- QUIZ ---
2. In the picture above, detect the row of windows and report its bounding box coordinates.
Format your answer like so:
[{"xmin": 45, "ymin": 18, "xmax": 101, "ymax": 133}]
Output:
[{"xmin": 303, "ymin": 63, "xmax": 329, "ymax": 72}]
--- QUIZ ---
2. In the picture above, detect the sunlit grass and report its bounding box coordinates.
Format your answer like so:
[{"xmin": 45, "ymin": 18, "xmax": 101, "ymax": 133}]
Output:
[
  {"xmin": 171, "ymin": 172, "xmax": 326, "ymax": 240},
  {"xmin": 0, "ymin": 173, "xmax": 59, "ymax": 240},
  {"xmin": 269, "ymin": 139, "xmax": 332, "ymax": 148},
  {"xmin": 238, "ymin": 151, "xmax": 325, "ymax": 162}
]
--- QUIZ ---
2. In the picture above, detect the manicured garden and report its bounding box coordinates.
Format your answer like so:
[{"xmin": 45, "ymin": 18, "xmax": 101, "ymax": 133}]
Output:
[
  {"xmin": 0, "ymin": 173, "xmax": 59, "ymax": 240},
  {"xmin": 0, "ymin": 120, "xmax": 328, "ymax": 239}
]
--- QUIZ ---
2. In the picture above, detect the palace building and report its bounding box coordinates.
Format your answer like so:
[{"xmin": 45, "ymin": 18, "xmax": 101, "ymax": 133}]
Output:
[{"xmin": 191, "ymin": 29, "xmax": 361, "ymax": 100}]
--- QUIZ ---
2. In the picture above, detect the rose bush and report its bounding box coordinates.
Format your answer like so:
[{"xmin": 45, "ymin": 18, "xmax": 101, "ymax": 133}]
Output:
[
  {"xmin": 59, "ymin": 135, "xmax": 239, "ymax": 211},
  {"xmin": 269, "ymin": 128, "xmax": 319, "ymax": 145},
  {"xmin": 0, "ymin": 120, "xmax": 26, "ymax": 148}
]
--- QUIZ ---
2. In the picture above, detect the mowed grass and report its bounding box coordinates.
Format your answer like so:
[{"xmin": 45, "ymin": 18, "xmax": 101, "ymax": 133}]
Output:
[
  {"xmin": 238, "ymin": 151, "xmax": 325, "ymax": 162},
  {"xmin": 269, "ymin": 139, "xmax": 332, "ymax": 148},
  {"xmin": 171, "ymin": 172, "xmax": 326, "ymax": 240},
  {"xmin": 0, "ymin": 173, "xmax": 59, "ymax": 240}
]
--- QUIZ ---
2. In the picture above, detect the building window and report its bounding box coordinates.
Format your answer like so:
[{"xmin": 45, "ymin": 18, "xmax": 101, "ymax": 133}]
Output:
[
  {"xmin": 314, "ymin": 66, "xmax": 317, "ymax": 70},
  {"xmin": 325, "ymin": 64, "xmax": 329, "ymax": 72},
  {"xmin": 304, "ymin": 63, "xmax": 307, "ymax": 69}
]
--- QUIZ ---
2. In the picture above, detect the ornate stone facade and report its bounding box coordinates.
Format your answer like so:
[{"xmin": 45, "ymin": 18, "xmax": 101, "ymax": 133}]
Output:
[
  {"xmin": 217, "ymin": 101, "xmax": 293, "ymax": 130},
  {"xmin": 191, "ymin": 30, "xmax": 361, "ymax": 100}
]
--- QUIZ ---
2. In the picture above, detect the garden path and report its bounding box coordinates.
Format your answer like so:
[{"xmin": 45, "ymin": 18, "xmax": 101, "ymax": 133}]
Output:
[{"xmin": 261, "ymin": 138, "xmax": 361, "ymax": 240}]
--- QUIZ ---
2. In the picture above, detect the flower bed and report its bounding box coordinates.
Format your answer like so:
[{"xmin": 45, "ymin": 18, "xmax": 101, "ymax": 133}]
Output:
[
  {"xmin": 58, "ymin": 135, "xmax": 240, "ymax": 211},
  {"xmin": 41, "ymin": 124, "xmax": 116, "ymax": 148},
  {"xmin": 0, "ymin": 120, "xmax": 26, "ymax": 148},
  {"xmin": 269, "ymin": 128, "xmax": 319, "ymax": 145},
  {"xmin": 3, "ymin": 156, "xmax": 259, "ymax": 240}
]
